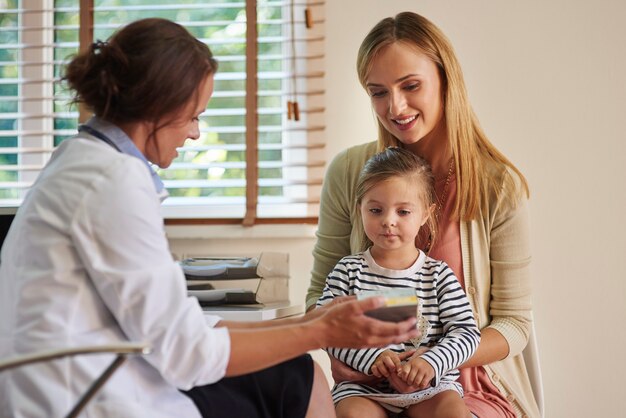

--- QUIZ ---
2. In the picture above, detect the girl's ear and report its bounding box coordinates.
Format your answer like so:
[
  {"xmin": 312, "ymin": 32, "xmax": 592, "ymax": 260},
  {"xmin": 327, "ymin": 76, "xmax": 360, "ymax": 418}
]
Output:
[
  {"xmin": 429, "ymin": 203, "xmax": 436, "ymax": 216},
  {"xmin": 421, "ymin": 203, "xmax": 436, "ymax": 226}
]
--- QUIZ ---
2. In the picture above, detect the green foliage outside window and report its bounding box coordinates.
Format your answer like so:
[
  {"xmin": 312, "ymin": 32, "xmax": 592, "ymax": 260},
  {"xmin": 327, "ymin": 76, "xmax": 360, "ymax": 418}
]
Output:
[
  {"xmin": 0, "ymin": 0, "xmax": 19, "ymax": 194},
  {"xmin": 1, "ymin": 0, "xmax": 288, "ymax": 202}
]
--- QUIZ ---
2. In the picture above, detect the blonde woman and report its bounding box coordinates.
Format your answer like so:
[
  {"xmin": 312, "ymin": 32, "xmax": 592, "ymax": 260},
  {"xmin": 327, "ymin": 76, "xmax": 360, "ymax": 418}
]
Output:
[{"xmin": 307, "ymin": 12, "xmax": 540, "ymax": 418}]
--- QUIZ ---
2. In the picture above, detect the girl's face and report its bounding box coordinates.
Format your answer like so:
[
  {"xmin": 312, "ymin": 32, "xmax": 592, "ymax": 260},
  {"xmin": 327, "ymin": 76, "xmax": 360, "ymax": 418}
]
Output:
[
  {"xmin": 365, "ymin": 42, "xmax": 444, "ymax": 147},
  {"xmin": 148, "ymin": 73, "xmax": 215, "ymax": 168},
  {"xmin": 359, "ymin": 175, "xmax": 430, "ymax": 258}
]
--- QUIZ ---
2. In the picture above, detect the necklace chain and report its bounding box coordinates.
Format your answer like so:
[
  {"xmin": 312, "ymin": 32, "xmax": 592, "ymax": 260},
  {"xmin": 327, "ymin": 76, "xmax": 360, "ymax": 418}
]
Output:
[
  {"xmin": 438, "ymin": 157, "xmax": 455, "ymax": 213},
  {"xmin": 424, "ymin": 157, "xmax": 454, "ymax": 254}
]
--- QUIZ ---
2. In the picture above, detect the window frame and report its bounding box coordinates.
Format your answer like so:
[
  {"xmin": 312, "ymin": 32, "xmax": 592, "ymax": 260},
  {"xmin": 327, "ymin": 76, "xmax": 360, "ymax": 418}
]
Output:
[{"xmin": 1, "ymin": 0, "xmax": 324, "ymax": 225}]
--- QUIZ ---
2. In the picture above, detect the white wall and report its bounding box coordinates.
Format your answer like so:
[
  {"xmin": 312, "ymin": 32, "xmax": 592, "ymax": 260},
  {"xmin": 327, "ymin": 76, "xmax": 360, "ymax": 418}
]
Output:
[{"xmin": 168, "ymin": 1, "xmax": 626, "ymax": 416}]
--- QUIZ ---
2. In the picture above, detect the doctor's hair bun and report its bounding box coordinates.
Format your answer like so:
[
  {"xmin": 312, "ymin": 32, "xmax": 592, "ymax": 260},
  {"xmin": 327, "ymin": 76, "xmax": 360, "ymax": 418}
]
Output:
[
  {"xmin": 62, "ymin": 18, "xmax": 218, "ymax": 126},
  {"xmin": 63, "ymin": 38, "xmax": 127, "ymax": 121}
]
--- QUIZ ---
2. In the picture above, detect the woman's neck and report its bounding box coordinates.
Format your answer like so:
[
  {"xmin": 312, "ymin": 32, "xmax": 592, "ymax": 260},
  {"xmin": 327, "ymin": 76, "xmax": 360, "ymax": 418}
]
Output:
[
  {"xmin": 116, "ymin": 121, "xmax": 150, "ymax": 154},
  {"xmin": 403, "ymin": 119, "xmax": 451, "ymax": 176}
]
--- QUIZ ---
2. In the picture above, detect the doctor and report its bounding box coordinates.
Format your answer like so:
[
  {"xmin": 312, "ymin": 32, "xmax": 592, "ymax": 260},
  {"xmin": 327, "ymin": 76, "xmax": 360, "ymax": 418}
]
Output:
[{"xmin": 0, "ymin": 18, "xmax": 418, "ymax": 418}]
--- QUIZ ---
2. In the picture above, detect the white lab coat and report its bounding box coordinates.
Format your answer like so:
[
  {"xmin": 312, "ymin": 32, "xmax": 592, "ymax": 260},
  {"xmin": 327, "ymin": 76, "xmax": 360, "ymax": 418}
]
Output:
[{"xmin": 0, "ymin": 133, "xmax": 230, "ymax": 417}]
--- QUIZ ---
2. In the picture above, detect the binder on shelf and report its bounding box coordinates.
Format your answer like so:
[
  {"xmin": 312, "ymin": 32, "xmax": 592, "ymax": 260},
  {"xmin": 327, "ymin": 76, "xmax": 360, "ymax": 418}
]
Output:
[{"xmin": 181, "ymin": 252, "xmax": 290, "ymax": 305}]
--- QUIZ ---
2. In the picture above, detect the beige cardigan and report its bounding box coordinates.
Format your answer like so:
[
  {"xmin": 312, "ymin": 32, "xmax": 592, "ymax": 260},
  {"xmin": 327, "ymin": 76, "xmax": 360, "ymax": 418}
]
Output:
[{"xmin": 306, "ymin": 141, "xmax": 542, "ymax": 418}]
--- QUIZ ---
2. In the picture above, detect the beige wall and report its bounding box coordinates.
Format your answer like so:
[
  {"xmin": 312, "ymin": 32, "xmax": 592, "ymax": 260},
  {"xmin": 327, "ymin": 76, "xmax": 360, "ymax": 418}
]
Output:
[
  {"xmin": 169, "ymin": 1, "xmax": 626, "ymax": 416},
  {"xmin": 324, "ymin": 1, "xmax": 626, "ymax": 416}
]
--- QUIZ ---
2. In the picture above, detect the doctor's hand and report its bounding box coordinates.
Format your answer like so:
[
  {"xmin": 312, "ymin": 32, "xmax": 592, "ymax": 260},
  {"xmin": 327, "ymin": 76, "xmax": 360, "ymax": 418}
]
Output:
[
  {"xmin": 304, "ymin": 295, "xmax": 356, "ymax": 321},
  {"xmin": 309, "ymin": 296, "xmax": 419, "ymax": 350}
]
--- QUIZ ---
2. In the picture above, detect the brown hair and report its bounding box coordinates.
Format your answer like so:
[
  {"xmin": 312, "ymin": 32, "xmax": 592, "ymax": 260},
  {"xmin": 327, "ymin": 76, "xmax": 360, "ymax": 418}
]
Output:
[
  {"xmin": 356, "ymin": 12, "xmax": 529, "ymax": 221},
  {"xmin": 356, "ymin": 147, "xmax": 437, "ymax": 252},
  {"xmin": 63, "ymin": 18, "xmax": 218, "ymax": 127}
]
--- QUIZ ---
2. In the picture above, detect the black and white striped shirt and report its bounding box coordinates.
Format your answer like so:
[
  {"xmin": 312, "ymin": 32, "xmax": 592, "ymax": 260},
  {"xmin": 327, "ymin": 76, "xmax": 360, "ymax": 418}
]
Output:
[{"xmin": 317, "ymin": 249, "xmax": 480, "ymax": 387}]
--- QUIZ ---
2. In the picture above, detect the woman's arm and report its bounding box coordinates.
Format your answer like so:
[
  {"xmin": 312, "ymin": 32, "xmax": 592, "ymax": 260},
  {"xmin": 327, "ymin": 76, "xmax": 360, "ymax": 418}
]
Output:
[
  {"xmin": 306, "ymin": 149, "xmax": 355, "ymax": 310},
  {"xmin": 216, "ymin": 294, "xmax": 356, "ymax": 329},
  {"xmin": 460, "ymin": 327, "xmax": 509, "ymax": 368},
  {"xmin": 217, "ymin": 315, "xmax": 301, "ymax": 329},
  {"xmin": 488, "ymin": 178, "xmax": 532, "ymax": 358},
  {"xmin": 224, "ymin": 297, "xmax": 419, "ymax": 376},
  {"xmin": 466, "ymin": 170, "xmax": 533, "ymax": 367},
  {"xmin": 329, "ymin": 356, "xmax": 383, "ymax": 384}
]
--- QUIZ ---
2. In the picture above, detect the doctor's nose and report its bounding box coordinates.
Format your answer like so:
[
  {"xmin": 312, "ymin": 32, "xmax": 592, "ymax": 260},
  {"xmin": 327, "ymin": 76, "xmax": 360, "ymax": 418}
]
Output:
[{"xmin": 189, "ymin": 125, "xmax": 201, "ymax": 141}]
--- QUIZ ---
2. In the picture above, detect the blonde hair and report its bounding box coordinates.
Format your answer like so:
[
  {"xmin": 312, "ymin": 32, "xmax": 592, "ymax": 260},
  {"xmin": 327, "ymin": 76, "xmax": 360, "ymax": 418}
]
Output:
[
  {"xmin": 356, "ymin": 12, "xmax": 529, "ymax": 221},
  {"xmin": 356, "ymin": 147, "xmax": 437, "ymax": 252}
]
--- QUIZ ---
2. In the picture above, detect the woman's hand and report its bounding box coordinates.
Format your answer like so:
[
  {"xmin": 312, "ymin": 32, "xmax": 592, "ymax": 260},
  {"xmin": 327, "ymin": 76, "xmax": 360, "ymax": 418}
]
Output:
[
  {"xmin": 329, "ymin": 357, "xmax": 382, "ymax": 385},
  {"xmin": 304, "ymin": 295, "xmax": 356, "ymax": 320},
  {"xmin": 311, "ymin": 296, "xmax": 419, "ymax": 349}
]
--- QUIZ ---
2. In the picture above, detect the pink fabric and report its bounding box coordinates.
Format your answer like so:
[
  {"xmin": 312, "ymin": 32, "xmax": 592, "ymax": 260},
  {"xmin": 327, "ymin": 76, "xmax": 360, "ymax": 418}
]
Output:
[
  {"xmin": 417, "ymin": 174, "xmax": 516, "ymax": 418},
  {"xmin": 459, "ymin": 367, "xmax": 516, "ymax": 418}
]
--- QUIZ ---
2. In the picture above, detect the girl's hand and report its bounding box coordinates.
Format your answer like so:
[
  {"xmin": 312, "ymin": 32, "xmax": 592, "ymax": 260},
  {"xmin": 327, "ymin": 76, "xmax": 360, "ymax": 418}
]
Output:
[
  {"xmin": 386, "ymin": 347, "xmax": 431, "ymax": 392},
  {"xmin": 371, "ymin": 350, "xmax": 415, "ymax": 378},
  {"xmin": 387, "ymin": 372, "xmax": 422, "ymax": 394},
  {"xmin": 397, "ymin": 353, "xmax": 435, "ymax": 389}
]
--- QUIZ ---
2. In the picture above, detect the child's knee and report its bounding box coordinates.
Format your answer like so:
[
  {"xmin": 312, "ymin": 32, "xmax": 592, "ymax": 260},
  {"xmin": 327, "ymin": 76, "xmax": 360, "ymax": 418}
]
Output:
[
  {"xmin": 337, "ymin": 410, "xmax": 363, "ymax": 418},
  {"xmin": 336, "ymin": 397, "xmax": 387, "ymax": 418},
  {"xmin": 435, "ymin": 400, "xmax": 471, "ymax": 418},
  {"xmin": 336, "ymin": 403, "xmax": 366, "ymax": 418},
  {"xmin": 415, "ymin": 391, "xmax": 470, "ymax": 418}
]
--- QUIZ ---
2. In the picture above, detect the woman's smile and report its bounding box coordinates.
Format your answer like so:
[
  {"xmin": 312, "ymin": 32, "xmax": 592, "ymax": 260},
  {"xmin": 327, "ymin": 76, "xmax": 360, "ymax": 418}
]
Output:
[{"xmin": 392, "ymin": 114, "xmax": 419, "ymax": 131}]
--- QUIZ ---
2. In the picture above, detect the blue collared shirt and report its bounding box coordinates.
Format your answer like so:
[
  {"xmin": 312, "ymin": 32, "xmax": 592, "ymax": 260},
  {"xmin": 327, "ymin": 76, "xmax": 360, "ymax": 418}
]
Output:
[{"xmin": 78, "ymin": 117, "xmax": 166, "ymax": 197}]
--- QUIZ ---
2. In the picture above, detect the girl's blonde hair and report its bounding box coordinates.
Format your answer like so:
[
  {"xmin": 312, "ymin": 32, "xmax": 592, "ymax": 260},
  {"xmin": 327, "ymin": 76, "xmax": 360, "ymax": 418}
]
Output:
[
  {"xmin": 356, "ymin": 147, "xmax": 437, "ymax": 252},
  {"xmin": 356, "ymin": 12, "xmax": 529, "ymax": 221}
]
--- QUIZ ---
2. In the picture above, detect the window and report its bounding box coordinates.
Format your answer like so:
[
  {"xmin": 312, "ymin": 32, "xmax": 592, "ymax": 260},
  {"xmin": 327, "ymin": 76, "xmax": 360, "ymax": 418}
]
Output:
[{"xmin": 0, "ymin": 0, "xmax": 325, "ymax": 224}]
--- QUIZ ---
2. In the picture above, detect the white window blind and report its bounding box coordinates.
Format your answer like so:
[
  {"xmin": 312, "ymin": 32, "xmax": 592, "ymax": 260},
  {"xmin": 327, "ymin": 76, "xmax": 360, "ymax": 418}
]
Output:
[{"xmin": 0, "ymin": 0, "xmax": 326, "ymax": 224}]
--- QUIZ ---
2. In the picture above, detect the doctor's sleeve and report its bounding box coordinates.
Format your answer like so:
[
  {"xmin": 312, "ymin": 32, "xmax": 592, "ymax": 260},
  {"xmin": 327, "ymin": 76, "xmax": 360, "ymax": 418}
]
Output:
[{"xmin": 70, "ymin": 158, "xmax": 230, "ymax": 389}]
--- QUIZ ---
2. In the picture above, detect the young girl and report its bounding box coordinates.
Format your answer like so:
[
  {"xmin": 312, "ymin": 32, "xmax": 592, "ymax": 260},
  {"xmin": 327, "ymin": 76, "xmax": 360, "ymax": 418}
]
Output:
[{"xmin": 317, "ymin": 147, "xmax": 480, "ymax": 418}]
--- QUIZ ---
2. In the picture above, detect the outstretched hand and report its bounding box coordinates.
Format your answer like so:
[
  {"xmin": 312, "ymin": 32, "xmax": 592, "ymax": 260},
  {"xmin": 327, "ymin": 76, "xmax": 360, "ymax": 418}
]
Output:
[
  {"xmin": 312, "ymin": 296, "xmax": 419, "ymax": 349},
  {"xmin": 304, "ymin": 295, "xmax": 356, "ymax": 321}
]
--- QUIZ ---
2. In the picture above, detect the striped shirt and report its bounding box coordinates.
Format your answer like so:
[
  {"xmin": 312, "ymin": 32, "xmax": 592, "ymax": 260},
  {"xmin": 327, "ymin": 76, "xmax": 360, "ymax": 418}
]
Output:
[{"xmin": 317, "ymin": 249, "xmax": 480, "ymax": 405}]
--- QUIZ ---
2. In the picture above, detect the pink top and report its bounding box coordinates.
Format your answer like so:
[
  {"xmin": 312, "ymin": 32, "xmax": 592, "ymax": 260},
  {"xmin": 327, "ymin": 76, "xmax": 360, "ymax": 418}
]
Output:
[{"xmin": 417, "ymin": 173, "xmax": 516, "ymax": 418}]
